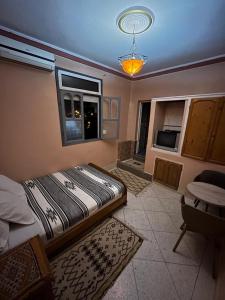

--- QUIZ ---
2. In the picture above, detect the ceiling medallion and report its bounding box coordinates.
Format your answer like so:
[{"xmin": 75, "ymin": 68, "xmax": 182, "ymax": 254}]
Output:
[{"xmin": 117, "ymin": 6, "xmax": 153, "ymax": 76}]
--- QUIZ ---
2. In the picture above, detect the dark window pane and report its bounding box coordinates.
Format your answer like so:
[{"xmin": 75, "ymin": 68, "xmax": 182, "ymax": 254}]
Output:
[
  {"xmin": 64, "ymin": 99, "xmax": 72, "ymax": 118},
  {"xmin": 65, "ymin": 120, "xmax": 82, "ymax": 141},
  {"xmin": 84, "ymin": 102, "xmax": 98, "ymax": 139},
  {"xmin": 62, "ymin": 75, "xmax": 99, "ymax": 92}
]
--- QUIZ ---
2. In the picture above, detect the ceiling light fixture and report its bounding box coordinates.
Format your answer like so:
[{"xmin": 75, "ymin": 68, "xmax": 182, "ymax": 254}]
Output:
[{"xmin": 117, "ymin": 7, "xmax": 153, "ymax": 77}]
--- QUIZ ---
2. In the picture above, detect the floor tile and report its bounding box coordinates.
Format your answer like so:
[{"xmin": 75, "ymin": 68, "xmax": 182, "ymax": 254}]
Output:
[
  {"xmin": 108, "ymin": 181, "xmax": 216, "ymax": 300},
  {"xmin": 192, "ymin": 242, "xmax": 216, "ymax": 300},
  {"xmin": 146, "ymin": 211, "xmax": 178, "ymax": 233},
  {"xmin": 183, "ymin": 232, "xmax": 206, "ymax": 264},
  {"xmin": 124, "ymin": 208, "xmax": 151, "ymax": 230},
  {"xmin": 134, "ymin": 229, "xmax": 164, "ymax": 262},
  {"xmin": 151, "ymin": 183, "xmax": 180, "ymax": 199},
  {"xmin": 159, "ymin": 197, "xmax": 181, "ymax": 213},
  {"xmin": 139, "ymin": 188, "xmax": 157, "ymax": 198},
  {"xmin": 140, "ymin": 196, "xmax": 165, "ymax": 212},
  {"xmin": 133, "ymin": 259, "xmax": 179, "ymax": 300},
  {"xmin": 167, "ymin": 263, "xmax": 198, "ymax": 300},
  {"xmin": 154, "ymin": 231, "xmax": 201, "ymax": 266},
  {"xmin": 126, "ymin": 192, "xmax": 143, "ymax": 210},
  {"xmin": 113, "ymin": 207, "xmax": 125, "ymax": 221},
  {"xmin": 103, "ymin": 262, "xmax": 138, "ymax": 300},
  {"xmin": 168, "ymin": 212, "xmax": 184, "ymax": 230}
]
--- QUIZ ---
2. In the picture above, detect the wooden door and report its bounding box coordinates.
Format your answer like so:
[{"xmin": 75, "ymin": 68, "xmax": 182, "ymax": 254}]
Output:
[
  {"xmin": 154, "ymin": 158, "xmax": 168, "ymax": 184},
  {"xmin": 167, "ymin": 162, "xmax": 183, "ymax": 189},
  {"xmin": 207, "ymin": 99, "xmax": 225, "ymax": 165},
  {"xmin": 182, "ymin": 99, "xmax": 218, "ymax": 160},
  {"xmin": 154, "ymin": 158, "xmax": 182, "ymax": 189}
]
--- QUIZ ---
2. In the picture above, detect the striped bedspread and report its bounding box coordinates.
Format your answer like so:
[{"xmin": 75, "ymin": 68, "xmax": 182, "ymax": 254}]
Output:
[{"xmin": 22, "ymin": 165, "xmax": 124, "ymax": 241}]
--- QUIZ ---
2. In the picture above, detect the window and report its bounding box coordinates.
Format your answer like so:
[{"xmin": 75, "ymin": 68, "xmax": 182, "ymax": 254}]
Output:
[
  {"xmin": 58, "ymin": 69, "xmax": 101, "ymax": 95},
  {"xmin": 56, "ymin": 68, "xmax": 120, "ymax": 145}
]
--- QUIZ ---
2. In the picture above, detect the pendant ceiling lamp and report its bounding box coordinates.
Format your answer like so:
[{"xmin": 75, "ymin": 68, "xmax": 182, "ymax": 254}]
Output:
[{"xmin": 117, "ymin": 7, "xmax": 153, "ymax": 77}]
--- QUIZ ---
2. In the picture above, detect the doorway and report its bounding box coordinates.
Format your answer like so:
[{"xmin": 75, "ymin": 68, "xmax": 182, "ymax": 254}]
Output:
[{"xmin": 136, "ymin": 101, "xmax": 151, "ymax": 159}]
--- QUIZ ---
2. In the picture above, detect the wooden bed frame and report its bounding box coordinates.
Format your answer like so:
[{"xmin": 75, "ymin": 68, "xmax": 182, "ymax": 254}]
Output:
[{"xmin": 45, "ymin": 163, "xmax": 127, "ymax": 257}]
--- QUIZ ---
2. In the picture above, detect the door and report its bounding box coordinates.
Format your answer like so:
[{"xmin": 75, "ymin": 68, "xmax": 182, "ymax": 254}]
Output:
[
  {"xmin": 182, "ymin": 99, "xmax": 218, "ymax": 160},
  {"xmin": 206, "ymin": 99, "xmax": 225, "ymax": 164},
  {"xmin": 154, "ymin": 158, "xmax": 183, "ymax": 190},
  {"xmin": 136, "ymin": 101, "xmax": 151, "ymax": 157}
]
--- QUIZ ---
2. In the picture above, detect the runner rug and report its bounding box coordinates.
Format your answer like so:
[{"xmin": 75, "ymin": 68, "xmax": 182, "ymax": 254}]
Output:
[
  {"xmin": 111, "ymin": 168, "xmax": 150, "ymax": 195},
  {"xmin": 51, "ymin": 217, "xmax": 143, "ymax": 300}
]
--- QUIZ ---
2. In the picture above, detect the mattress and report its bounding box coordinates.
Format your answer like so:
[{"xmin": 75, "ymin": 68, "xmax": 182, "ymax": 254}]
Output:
[{"xmin": 20, "ymin": 164, "xmax": 124, "ymax": 243}]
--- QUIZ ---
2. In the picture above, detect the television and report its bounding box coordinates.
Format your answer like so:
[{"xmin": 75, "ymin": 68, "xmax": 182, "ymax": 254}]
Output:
[{"xmin": 154, "ymin": 130, "xmax": 180, "ymax": 152}]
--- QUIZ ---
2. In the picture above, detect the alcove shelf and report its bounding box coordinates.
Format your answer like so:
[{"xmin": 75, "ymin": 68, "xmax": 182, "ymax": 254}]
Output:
[{"xmin": 152, "ymin": 100, "xmax": 186, "ymax": 153}]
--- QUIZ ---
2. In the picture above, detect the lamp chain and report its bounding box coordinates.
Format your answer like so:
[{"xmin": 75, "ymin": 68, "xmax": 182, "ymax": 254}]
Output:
[{"xmin": 132, "ymin": 24, "xmax": 136, "ymax": 54}]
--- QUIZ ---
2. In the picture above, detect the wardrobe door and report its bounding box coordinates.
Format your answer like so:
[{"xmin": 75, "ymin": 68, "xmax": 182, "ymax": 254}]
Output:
[
  {"xmin": 154, "ymin": 158, "xmax": 168, "ymax": 185},
  {"xmin": 182, "ymin": 99, "xmax": 218, "ymax": 160},
  {"xmin": 206, "ymin": 99, "xmax": 225, "ymax": 165},
  {"xmin": 166, "ymin": 161, "xmax": 183, "ymax": 190},
  {"xmin": 154, "ymin": 158, "xmax": 182, "ymax": 190}
]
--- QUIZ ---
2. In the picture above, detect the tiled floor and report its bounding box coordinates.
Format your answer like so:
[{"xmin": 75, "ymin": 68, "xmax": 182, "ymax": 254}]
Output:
[{"xmin": 103, "ymin": 182, "xmax": 216, "ymax": 300}]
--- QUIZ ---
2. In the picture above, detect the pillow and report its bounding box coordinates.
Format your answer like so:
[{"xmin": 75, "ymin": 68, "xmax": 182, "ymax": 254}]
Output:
[
  {"xmin": 0, "ymin": 191, "xmax": 36, "ymax": 225},
  {"xmin": 0, "ymin": 175, "xmax": 25, "ymax": 196},
  {"xmin": 0, "ymin": 219, "xmax": 9, "ymax": 253}
]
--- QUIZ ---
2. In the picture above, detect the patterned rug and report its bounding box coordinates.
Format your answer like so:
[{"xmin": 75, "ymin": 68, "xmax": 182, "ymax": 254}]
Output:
[
  {"xmin": 111, "ymin": 168, "xmax": 150, "ymax": 195},
  {"xmin": 51, "ymin": 217, "xmax": 143, "ymax": 300}
]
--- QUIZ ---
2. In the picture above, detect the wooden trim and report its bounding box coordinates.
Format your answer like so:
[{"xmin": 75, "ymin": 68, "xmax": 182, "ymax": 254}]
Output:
[
  {"xmin": 132, "ymin": 56, "xmax": 225, "ymax": 80},
  {"xmin": 0, "ymin": 28, "xmax": 129, "ymax": 80},
  {"xmin": 30, "ymin": 235, "xmax": 52, "ymax": 278},
  {"xmin": 45, "ymin": 163, "xmax": 127, "ymax": 257}
]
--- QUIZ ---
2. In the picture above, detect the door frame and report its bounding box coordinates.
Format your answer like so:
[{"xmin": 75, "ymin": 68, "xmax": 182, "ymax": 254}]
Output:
[{"xmin": 135, "ymin": 100, "xmax": 151, "ymax": 155}]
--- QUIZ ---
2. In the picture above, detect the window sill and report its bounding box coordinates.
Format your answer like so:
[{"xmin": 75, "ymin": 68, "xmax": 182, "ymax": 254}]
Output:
[{"xmin": 62, "ymin": 138, "xmax": 101, "ymax": 146}]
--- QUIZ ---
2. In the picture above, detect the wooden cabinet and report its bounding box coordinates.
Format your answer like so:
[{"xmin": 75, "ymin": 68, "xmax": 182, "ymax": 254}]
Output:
[
  {"xmin": 182, "ymin": 98, "xmax": 225, "ymax": 165},
  {"xmin": 207, "ymin": 101, "xmax": 225, "ymax": 164},
  {"xmin": 154, "ymin": 158, "xmax": 183, "ymax": 189}
]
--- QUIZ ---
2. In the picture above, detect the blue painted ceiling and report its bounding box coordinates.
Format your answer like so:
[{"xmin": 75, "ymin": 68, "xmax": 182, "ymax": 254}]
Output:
[{"xmin": 0, "ymin": 0, "xmax": 225, "ymax": 75}]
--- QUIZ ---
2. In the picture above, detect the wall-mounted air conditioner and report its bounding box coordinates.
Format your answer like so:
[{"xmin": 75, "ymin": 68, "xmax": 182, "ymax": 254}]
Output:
[{"xmin": 0, "ymin": 36, "xmax": 55, "ymax": 71}]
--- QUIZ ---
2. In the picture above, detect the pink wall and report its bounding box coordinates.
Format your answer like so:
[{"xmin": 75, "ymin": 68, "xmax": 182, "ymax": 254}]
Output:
[
  {"xmin": 0, "ymin": 56, "xmax": 130, "ymax": 181},
  {"xmin": 127, "ymin": 62, "xmax": 225, "ymax": 191},
  {"xmin": 128, "ymin": 62, "xmax": 225, "ymax": 139},
  {"xmin": 1, "ymin": 55, "xmax": 225, "ymax": 189}
]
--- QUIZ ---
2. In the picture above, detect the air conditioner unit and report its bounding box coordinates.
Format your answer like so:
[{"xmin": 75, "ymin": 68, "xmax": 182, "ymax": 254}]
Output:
[{"xmin": 0, "ymin": 36, "xmax": 55, "ymax": 71}]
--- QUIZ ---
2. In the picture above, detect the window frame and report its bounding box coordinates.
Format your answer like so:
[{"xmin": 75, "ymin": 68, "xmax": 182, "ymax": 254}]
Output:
[
  {"xmin": 55, "ymin": 67, "xmax": 102, "ymax": 146},
  {"xmin": 101, "ymin": 96, "xmax": 121, "ymax": 140},
  {"xmin": 58, "ymin": 69, "xmax": 102, "ymax": 95}
]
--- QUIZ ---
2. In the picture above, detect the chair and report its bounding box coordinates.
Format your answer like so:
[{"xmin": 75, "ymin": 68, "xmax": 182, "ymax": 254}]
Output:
[
  {"xmin": 173, "ymin": 196, "xmax": 225, "ymax": 278},
  {"xmin": 193, "ymin": 170, "xmax": 225, "ymax": 212},
  {"xmin": 194, "ymin": 170, "xmax": 225, "ymax": 190}
]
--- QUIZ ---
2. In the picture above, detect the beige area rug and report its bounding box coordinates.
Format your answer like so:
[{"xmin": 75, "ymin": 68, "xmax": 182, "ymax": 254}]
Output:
[
  {"xmin": 111, "ymin": 168, "xmax": 150, "ymax": 195},
  {"xmin": 51, "ymin": 217, "xmax": 143, "ymax": 300}
]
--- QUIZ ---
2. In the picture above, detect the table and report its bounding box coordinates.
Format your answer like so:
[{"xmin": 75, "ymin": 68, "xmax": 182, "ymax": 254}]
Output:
[
  {"xmin": 0, "ymin": 235, "xmax": 54, "ymax": 300},
  {"xmin": 187, "ymin": 182, "xmax": 225, "ymax": 207}
]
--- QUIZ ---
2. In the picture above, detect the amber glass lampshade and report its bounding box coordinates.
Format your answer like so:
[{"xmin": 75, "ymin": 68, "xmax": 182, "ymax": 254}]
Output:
[{"xmin": 119, "ymin": 54, "xmax": 147, "ymax": 76}]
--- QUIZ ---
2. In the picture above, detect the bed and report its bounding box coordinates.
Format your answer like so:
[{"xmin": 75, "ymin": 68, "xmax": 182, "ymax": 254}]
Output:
[{"xmin": 7, "ymin": 163, "xmax": 127, "ymax": 256}]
